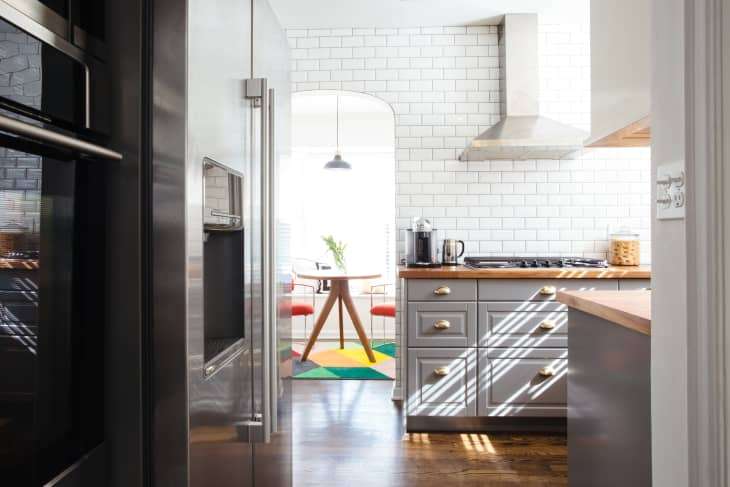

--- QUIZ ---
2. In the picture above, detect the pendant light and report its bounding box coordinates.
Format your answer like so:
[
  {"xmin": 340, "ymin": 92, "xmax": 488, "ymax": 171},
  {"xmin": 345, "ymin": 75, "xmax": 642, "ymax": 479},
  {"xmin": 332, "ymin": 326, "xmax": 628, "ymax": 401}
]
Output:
[{"xmin": 324, "ymin": 95, "xmax": 352, "ymax": 170}]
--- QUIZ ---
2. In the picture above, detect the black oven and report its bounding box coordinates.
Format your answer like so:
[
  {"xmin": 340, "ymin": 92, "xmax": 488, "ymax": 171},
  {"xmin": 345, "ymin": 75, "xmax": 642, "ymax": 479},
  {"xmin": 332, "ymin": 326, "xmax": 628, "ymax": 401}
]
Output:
[{"xmin": 0, "ymin": 9, "xmax": 120, "ymax": 487}]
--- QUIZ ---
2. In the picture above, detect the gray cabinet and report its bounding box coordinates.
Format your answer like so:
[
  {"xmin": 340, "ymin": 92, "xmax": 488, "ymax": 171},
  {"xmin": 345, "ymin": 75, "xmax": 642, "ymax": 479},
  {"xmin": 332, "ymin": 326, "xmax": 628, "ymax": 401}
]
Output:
[
  {"xmin": 478, "ymin": 278, "xmax": 617, "ymax": 301},
  {"xmin": 618, "ymin": 278, "xmax": 651, "ymax": 290},
  {"xmin": 407, "ymin": 302, "xmax": 477, "ymax": 348},
  {"xmin": 406, "ymin": 348, "xmax": 477, "ymax": 417},
  {"xmin": 407, "ymin": 279, "xmax": 477, "ymax": 302},
  {"xmin": 477, "ymin": 348, "xmax": 567, "ymax": 417},
  {"xmin": 478, "ymin": 302, "xmax": 567, "ymax": 348},
  {"xmin": 403, "ymin": 276, "xmax": 645, "ymax": 427}
]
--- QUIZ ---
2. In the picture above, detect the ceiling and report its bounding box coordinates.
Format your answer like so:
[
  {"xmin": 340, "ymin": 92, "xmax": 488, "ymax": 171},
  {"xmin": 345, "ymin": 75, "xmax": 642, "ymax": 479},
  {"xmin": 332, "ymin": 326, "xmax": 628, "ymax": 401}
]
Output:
[{"xmin": 269, "ymin": 0, "xmax": 589, "ymax": 29}]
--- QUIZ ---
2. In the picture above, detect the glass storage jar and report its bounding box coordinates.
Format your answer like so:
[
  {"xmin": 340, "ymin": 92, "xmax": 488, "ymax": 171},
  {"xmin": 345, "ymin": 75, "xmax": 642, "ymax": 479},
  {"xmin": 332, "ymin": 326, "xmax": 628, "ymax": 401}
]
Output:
[{"xmin": 608, "ymin": 230, "xmax": 641, "ymax": 266}]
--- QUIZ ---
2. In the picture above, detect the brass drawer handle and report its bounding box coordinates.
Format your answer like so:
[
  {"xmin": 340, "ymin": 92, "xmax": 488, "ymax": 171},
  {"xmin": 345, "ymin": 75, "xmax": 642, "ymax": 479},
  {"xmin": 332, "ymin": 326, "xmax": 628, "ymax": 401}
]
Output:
[
  {"xmin": 433, "ymin": 320, "xmax": 451, "ymax": 330},
  {"xmin": 539, "ymin": 319, "xmax": 556, "ymax": 330},
  {"xmin": 539, "ymin": 285, "xmax": 557, "ymax": 296},
  {"xmin": 433, "ymin": 286, "xmax": 451, "ymax": 296},
  {"xmin": 538, "ymin": 367, "xmax": 555, "ymax": 377},
  {"xmin": 434, "ymin": 366, "xmax": 450, "ymax": 377}
]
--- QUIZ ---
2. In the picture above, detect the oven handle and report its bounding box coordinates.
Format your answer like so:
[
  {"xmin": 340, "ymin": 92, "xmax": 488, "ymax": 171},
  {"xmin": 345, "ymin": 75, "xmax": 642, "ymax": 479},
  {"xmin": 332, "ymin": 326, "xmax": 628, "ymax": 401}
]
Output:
[{"xmin": 0, "ymin": 113, "xmax": 122, "ymax": 161}]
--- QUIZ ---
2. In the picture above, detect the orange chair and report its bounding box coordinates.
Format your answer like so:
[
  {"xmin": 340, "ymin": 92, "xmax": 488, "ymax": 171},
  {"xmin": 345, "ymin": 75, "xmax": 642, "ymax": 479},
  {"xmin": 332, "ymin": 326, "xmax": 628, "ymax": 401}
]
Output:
[
  {"xmin": 289, "ymin": 275, "xmax": 315, "ymax": 339},
  {"xmin": 370, "ymin": 283, "xmax": 395, "ymax": 345}
]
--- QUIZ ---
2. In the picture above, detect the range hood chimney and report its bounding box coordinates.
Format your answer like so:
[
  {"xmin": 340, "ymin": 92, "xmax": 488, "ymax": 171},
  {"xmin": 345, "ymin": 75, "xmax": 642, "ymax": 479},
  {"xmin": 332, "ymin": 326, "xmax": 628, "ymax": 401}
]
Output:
[{"xmin": 460, "ymin": 14, "xmax": 587, "ymax": 161}]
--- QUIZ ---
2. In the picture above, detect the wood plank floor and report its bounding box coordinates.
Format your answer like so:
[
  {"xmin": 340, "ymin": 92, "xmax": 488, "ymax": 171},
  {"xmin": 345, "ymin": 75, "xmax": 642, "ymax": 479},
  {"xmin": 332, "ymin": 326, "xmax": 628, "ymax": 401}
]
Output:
[{"xmin": 293, "ymin": 380, "xmax": 567, "ymax": 487}]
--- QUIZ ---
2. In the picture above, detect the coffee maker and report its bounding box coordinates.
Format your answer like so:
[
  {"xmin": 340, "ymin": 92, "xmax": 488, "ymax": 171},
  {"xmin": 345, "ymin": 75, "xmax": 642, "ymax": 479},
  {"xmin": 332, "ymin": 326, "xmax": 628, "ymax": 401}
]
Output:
[{"xmin": 405, "ymin": 218, "xmax": 441, "ymax": 268}]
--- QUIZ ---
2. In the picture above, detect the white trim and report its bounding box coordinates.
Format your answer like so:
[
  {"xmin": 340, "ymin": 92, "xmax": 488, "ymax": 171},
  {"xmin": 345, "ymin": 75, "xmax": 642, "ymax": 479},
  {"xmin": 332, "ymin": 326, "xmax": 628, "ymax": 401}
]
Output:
[{"xmin": 685, "ymin": 0, "xmax": 728, "ymax": 484}]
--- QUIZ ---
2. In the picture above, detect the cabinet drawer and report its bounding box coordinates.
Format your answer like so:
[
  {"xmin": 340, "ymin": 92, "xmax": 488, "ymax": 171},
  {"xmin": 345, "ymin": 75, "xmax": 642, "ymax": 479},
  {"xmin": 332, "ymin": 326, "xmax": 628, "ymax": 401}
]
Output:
[
  {"xmin": 407, "ymin": 279, "xmax": 477, "ymax": 302},
  {"xmin": 407, "ymin": 348, "xmax": 476, "ymax": 417},
  {"xmin": 478, "ymin": 279, "xmax": 617, "ymax": 302},
  {"xmin": 478, "ymin": 302, "xmax": 567, "ymax": 348},
  {"xmin": 478, "ymin": 348, "xmax": 567, "ymax": 417},
  {"xmin": 618, "ymin": 279, "xmax": 651, "ymax": 290},
  {"xmin": 408, "ymin": 302, "xmax": 477, "ymax": 348}
]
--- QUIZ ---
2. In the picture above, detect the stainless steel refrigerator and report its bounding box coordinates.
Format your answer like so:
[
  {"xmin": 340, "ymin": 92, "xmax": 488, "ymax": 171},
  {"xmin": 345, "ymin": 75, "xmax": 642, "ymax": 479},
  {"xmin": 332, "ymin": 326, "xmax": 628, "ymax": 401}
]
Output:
[{"xmin": 116, "ymin": 0, "xmax": 292, "ymax": 485}]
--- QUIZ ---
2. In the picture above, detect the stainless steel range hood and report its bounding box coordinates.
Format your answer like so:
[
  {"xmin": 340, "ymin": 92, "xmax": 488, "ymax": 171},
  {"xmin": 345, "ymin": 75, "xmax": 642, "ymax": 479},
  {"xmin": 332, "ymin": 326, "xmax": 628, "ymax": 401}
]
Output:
[{"xmin": 460, "ymin": 14, "xmax": 587, "ymax": 161}]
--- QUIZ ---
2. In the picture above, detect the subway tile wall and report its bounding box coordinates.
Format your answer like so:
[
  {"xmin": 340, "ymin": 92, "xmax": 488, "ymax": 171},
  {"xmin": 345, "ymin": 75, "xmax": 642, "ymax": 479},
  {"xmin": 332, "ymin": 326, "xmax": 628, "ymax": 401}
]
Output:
[{"xmin": 287, "ymin": 19, "xmax": 652, "ymax": 394}]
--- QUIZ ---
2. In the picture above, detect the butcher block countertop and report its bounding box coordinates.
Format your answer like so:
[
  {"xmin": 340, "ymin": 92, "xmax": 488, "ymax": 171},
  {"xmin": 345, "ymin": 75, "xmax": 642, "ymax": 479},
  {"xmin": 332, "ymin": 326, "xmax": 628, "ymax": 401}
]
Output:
[
  {"xmin": 398, "ymin": 265, "xmax": 651, "ymax": 279},
  {"xmin": 0, "ymin": 258, "xmax": 38, "ymax": 270},
  {"xmin": 557, "ymin": 290, "xmax": 651, "ymax": 335}
]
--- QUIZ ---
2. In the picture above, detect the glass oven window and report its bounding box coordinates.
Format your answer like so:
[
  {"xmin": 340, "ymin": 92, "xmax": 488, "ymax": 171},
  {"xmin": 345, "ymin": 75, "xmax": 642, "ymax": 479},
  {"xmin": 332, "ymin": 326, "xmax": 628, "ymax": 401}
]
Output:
[
  {"xmin": 0, "ymin": 18, "xmax": 86, "ymax": 131},
  {"xmin": 0, "ymin": 14, "xmax": 105, "ymax": 487},
  {"xmin": 39, "ymin": 0, "xmax": 68, "ymax": 18}
]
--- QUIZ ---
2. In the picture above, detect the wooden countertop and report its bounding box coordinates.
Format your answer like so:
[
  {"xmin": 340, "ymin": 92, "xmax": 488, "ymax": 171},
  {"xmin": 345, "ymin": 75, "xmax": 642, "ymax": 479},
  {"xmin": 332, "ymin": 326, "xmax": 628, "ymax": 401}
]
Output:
[
  {"xmin": 398, "ymin": 265, "xmax": 651, "ymax": 279},
  {"xmin": 556, "ymin": 290, "xmax": 651, "ymax": 335},
  {"xmin": 0, "ymin": 258, "xmax": 38, "ymax": 270}
]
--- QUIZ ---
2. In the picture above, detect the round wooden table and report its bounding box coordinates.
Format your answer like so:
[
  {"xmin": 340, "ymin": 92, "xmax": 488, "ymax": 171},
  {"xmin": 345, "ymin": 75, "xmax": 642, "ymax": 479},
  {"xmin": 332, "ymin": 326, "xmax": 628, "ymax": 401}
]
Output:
[{"xmin": 297, "ymin": 271, "xmax": 381, "ymax": 363}]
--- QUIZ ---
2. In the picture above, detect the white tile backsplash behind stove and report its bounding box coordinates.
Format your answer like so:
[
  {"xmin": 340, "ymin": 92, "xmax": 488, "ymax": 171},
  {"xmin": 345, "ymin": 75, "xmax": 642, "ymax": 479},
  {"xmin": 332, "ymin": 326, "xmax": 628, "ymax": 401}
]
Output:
[{"xmin": 287, "ymin": 17, "xmax": 652, "ymax": 264}]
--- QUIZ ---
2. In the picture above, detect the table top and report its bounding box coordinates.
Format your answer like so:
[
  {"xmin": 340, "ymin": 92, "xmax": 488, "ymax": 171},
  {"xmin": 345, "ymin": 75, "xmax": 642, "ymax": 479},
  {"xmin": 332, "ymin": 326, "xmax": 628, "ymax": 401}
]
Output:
[
  {"xmin": 297, "ymin": 271, "xmax": 382, "ymax": 281},
  {"xmin": 557, "ymin": 290, "xmax": 651, "ymax": 335}
]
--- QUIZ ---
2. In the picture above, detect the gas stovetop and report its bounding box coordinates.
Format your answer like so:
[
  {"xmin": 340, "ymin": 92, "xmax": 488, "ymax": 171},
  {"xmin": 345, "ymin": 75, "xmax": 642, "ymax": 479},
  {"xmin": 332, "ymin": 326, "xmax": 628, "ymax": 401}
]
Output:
[
  {"xmin": 464, "ymin": 256, "xmax": 608, "ymax": 269},
  {"xmin": 0, "ymin": 250, "xmax": 39, "ymax": 260}
]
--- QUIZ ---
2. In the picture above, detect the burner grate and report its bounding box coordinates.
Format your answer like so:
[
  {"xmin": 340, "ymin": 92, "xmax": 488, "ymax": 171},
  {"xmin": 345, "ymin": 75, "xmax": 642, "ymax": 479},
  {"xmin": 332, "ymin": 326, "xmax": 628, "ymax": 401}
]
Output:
[{"xmin": 463, "ymin": 256, "xmax": 608, "ymax": 269}]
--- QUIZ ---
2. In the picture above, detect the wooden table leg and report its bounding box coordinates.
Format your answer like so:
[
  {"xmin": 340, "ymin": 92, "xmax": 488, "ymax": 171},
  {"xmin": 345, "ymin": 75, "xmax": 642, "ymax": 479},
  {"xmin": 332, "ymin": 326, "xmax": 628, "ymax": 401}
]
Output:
[
  {"xmin": 340, "ymin": 283, "xmax": 377, "ymax": 363},
  {"xmin": 301, "ymin": 281, "xmax": 340, "ymax": 362},
  {"xmin": 338, "ymin": 296, "xmax": 344, "ymax": 349}
]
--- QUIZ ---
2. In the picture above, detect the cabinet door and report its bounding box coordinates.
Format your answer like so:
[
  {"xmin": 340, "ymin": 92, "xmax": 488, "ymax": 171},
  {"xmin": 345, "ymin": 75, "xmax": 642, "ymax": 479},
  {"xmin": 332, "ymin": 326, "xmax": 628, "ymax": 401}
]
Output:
[
  {"xmin": 478, "ymin": 348, "xmax": 567, "ymax": 417},
  {"xmin": 407, "ymin": 348, "xmax": 477, "ymax": 417},
  {"xmin": 408, "ymin": 302, "xmax": 477, "ymax": 348}
]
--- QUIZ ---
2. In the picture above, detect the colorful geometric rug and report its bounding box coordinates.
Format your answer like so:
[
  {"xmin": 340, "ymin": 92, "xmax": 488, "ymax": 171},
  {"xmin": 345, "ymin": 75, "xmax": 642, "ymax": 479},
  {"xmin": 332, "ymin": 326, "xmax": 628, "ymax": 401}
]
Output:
[{"xmin": 292, "ymin": 340, "xmax": 396, "ymax": 380}]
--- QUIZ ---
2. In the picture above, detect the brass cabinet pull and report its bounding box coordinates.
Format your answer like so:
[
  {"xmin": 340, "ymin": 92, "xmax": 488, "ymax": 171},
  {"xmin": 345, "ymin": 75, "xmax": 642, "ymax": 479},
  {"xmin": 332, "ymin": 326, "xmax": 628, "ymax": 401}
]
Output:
[
  {"xmin": 433, "ymin": 320, "xmax": 451, "ymax": 330},
  {"xmin": 205, "ymin": 365, "xmax": 216, "ymax": 376},
  {"xmin": 539, "ymin": 285, "xmax": 557, "ymax": 296},
  {"xmin": 538, "ymin": 367, "xmax": 555, "ymax": 377},
  {"xmin": 434, "ymin": 366, "xmax": 450, "ymax": 376},
  {"xmin": 433, "ymin": 286, "xmax": 451, "ymax": 296},
  {"xmin": 539, "ymin": 319, "xmax": 556, "ymax": 330}
]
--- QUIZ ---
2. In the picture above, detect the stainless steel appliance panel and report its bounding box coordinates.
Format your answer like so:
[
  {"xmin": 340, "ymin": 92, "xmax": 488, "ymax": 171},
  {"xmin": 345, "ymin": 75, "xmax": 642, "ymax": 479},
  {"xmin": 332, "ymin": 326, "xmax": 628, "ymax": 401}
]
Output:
[
  {"xmin": 151, "ymin": 0, "xmax": 189, "ymax": 485},
  {"xmin": 187, "ymin": 0, "xmax": 255, "ymax": 486},
  {"xmin": 103, "ymin": 0, "xmax": 145, "ymax": 484}
]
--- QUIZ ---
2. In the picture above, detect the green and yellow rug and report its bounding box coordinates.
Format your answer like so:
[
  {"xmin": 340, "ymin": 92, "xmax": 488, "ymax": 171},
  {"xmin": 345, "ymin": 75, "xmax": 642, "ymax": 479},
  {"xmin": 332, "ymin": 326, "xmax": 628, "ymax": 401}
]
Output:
[{"xmin": 292, "ymin": 340, "xmax": 396, "ymax": 380}]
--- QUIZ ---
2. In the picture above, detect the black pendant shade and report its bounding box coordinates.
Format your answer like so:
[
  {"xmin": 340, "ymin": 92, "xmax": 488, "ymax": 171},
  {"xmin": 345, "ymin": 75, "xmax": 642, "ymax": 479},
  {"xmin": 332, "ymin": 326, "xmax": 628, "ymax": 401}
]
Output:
[
  {"xmin": 324, "ymin": 152, "xmax": 352, "ymax": 170},
  {"xmin": 324, "ymin": 95, "xmax": 352, "ymax": 170}
]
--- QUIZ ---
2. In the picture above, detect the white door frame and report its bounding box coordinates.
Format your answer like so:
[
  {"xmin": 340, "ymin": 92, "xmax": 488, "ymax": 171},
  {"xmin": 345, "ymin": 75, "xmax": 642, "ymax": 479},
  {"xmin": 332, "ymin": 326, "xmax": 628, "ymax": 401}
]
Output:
[{"xmin": 685, "ymin": 0, "xmax": 730, "ymax": 484}]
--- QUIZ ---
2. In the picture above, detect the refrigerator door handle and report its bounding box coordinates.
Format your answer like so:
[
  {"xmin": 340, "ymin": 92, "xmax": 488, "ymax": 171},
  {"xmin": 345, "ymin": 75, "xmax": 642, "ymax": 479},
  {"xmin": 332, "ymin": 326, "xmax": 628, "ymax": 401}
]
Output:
[
  {"xmin": 245, "ymin": 77, "xmax": 273, "ymax": 443},
  {"xmin": 268, "ymin": 87, "xmax": 279, "ymax": 436}
]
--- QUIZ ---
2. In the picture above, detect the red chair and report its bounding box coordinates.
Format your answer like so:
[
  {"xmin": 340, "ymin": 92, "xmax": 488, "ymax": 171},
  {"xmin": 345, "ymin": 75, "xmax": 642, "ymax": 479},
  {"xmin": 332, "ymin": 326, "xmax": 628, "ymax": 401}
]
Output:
[
  {"xmin": 289, "ymin": 275, "xmax": 315, "ymax": 339},
  {"xmin": 370, "ymin": 283, "xmax": 395, "ymax": 345}
]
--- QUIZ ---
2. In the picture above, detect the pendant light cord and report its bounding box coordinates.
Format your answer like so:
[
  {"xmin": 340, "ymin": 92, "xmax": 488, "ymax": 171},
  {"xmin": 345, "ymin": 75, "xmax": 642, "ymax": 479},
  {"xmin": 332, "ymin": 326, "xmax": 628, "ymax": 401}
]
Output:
[{"xmin": 336, "ymin": 95, "xmax": 340, "ymax": 154}]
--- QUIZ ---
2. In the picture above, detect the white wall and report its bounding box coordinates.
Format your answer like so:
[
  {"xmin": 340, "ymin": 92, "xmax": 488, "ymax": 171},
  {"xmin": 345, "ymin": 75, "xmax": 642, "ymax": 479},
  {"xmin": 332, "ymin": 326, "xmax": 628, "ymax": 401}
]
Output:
[{"xmin": 650, "ymin": 0, "xmax": 689, "ymax": 484}]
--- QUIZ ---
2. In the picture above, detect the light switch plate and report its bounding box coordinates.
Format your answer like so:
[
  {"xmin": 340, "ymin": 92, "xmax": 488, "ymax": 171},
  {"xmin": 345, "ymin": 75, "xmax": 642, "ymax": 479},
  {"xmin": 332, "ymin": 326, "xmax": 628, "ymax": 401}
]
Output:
[{"xmin": 656, "ymin": 161, "xmax": 685, "ymax": 220}]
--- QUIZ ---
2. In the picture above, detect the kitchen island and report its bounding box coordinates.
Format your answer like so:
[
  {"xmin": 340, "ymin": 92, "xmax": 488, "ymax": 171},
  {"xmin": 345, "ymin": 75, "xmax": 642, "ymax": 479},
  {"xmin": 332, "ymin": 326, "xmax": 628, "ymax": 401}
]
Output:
[
  {"xmin": 398, "ymin": 264, "xmax": 650, "ymax": 433},
  {"xmin": 557, "ymin": 290, "xmax": 651, "ymax": 487}
]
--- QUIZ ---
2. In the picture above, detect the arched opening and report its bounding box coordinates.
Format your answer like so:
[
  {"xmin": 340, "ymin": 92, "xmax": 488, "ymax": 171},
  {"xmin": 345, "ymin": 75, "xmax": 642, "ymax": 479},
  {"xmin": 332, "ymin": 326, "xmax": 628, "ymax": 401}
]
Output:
[{"xmin": 287, "ymin": 90, "xmax": 397, "ymax": 380}]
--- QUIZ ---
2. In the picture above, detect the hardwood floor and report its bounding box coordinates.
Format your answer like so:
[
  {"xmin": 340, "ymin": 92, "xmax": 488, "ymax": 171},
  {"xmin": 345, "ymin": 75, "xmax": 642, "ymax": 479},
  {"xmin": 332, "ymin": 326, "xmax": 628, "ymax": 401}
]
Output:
[{"xmin": 293, "ymin": 380, "xmax": 567, "ymax": 487}]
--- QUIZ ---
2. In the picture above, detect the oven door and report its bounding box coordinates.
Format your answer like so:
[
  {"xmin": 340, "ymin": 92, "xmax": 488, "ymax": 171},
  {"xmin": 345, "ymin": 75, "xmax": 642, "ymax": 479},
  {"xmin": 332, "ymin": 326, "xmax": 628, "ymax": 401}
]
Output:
[
  {"xmin": 0, "ymin": 10, "xmax": 120, "ymax": 487},
  {"xmin": 0, "ymin": 128, "xmax": 119, "ymax": 487}
]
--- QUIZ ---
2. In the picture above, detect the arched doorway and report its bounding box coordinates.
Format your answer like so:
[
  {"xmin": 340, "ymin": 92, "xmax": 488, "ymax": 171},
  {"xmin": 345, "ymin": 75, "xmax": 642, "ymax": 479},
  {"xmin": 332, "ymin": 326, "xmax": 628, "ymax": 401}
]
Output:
[{"xmin": 287, "ymin": 90, "xmax": 397, "ymax": 380}]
